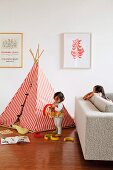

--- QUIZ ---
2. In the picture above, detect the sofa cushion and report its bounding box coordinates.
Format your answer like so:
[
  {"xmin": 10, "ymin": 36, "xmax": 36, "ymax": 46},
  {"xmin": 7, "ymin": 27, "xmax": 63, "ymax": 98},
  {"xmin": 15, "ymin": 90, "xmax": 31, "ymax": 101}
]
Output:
[
  {"xmin": 89, "ymin": 94, "xmax": 113, "ymax": 112},
  {"xmin": 106, "ymin": 93, "xmax": 113, "ymax": 101}
]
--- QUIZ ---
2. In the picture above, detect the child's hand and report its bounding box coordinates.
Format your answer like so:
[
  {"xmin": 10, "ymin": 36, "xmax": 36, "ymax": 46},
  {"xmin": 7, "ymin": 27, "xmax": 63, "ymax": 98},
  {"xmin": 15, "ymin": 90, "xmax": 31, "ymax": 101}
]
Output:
[
  {"xmin": 52, "ymin": 104, "xmax": 55, "ymax": 108},
  {"xmin": 49, "ymin": 104, "xmax": 55, "ymax": 111},
  {"xmin": 50, "ymin": 107, "xmax": 55, "ymax": 112}
]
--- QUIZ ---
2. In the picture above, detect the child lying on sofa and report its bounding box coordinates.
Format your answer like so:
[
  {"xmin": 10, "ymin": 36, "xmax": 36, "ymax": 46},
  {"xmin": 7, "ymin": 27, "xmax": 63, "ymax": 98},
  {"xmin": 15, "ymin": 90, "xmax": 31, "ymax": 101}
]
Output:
[{"xmin": 83, "ymin": 85, "xmax": 109, "ymax": 100}]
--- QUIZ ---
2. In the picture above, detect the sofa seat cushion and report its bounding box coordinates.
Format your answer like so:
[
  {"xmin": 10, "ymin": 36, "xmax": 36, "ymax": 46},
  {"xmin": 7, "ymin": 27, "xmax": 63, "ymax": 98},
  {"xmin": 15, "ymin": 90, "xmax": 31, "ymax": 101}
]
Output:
[{"xmin": 89, "ymin": 94, "xmax": 113, "ymax": 112}]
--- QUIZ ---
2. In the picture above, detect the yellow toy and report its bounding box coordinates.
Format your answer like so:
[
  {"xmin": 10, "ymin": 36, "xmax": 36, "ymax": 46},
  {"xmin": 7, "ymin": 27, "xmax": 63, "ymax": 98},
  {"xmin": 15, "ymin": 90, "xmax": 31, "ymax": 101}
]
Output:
[
  {"xmin": 51, "ymin": 135, "xmax": 59, "ymax": 141},
  {"xmin": 44, "ymin": 134, "xmax": 59, "ymax": 141},
  {"xmin": 64, "ymin": 137, "xmax": 75, "ymax": 142},
  {"xmin": 44, "ymin": 134, "xmax": 52, "ymax": 140},
  {"xmin": 11, "ymin": 125, "xmax": 29, "ymax": 135}
]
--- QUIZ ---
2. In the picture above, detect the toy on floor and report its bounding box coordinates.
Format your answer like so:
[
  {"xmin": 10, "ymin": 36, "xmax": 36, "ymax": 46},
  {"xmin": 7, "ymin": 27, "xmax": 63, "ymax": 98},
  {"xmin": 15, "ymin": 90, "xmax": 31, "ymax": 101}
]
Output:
[
  {"xmin": 44, "ymin": 134, "xmax": 59, "ymax": 141},
  {"xmin": 0, "ymin": 129, "xmax": 13, "ymax": 135},
  {"xmin": 34, "ymin": 133, "xmax": 44, "ymax": 138},
  {"xmin": 64, "ymin": 137, "xmax": 75, "ymax": 142},
  {"xmin": 11, "ymin": 124, "xmax": 29, "ymax": 134},
  {"xmin": 1, "ymin": 136, "xmax": 30, "ymax": 144}
]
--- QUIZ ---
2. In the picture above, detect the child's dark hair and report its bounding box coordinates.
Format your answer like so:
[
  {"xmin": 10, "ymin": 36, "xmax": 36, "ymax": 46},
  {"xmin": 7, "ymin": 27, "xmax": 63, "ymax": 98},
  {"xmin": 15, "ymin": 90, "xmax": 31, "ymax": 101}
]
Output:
[
  {"xmin": 54, "ymin": 92, "xmax": 65, "ymax": 102},
  {"xmin": 94, "ymin": 85, "xmax": 107, "ymax": 99}
]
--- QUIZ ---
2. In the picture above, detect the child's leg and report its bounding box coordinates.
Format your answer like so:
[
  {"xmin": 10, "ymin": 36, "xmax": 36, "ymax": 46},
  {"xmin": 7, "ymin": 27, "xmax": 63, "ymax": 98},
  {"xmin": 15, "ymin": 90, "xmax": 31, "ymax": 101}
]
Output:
[
  {"xmin": 56, "ymin": 117, "xmax": 63, "ymax": 136},
  {"xmin": 53, "ymin": 117, "xmax": 58, "ymax": 133}
]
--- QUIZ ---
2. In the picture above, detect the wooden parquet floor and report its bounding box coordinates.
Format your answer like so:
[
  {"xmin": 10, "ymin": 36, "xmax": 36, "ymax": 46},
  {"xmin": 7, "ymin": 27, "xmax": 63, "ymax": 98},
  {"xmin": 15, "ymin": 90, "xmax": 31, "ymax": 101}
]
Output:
[{"xmin": 0, "ymin": 127, "xmax": 113, "ymax": 170}]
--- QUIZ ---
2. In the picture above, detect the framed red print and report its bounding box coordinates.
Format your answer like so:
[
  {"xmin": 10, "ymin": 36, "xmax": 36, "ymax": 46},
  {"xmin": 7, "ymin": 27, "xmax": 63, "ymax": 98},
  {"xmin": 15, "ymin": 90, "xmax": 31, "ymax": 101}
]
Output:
[
  {"xmin": 0, "ymin": 33, "xmax": 23, "ymax": 68},
  {"xmin": 64, "ymin": 33, "xmax": 91, "ymax": 69}
]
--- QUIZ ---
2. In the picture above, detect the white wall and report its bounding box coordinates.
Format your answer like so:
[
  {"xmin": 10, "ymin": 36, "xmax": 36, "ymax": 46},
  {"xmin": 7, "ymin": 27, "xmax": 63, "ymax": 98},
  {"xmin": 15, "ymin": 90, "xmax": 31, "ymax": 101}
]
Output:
[{"xmin": 0, "ymin": 0, "xmax": 113, "ymax": 118}]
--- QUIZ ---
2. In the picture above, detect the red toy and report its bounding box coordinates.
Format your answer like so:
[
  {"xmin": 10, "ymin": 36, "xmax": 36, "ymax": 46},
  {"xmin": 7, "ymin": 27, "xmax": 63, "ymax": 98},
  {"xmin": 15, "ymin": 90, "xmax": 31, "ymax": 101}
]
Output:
[
  {"xmin": 34, "ymin": 133, "xmax": 44, "ymax": 138},
  {"xmin": 43, "ymin": 104, "xmax": 56, "ymax": 118},
  {"xmin": 43, "ymin": 104, "xmax": 52, "ymax": 116}
]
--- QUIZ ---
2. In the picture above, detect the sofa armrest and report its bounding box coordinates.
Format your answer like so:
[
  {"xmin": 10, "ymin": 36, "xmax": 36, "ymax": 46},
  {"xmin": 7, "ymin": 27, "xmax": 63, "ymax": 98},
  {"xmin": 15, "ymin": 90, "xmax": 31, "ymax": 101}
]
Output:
[{"xmin": 75, "ymin": 97, "xmax": 113, "ymax": 160}]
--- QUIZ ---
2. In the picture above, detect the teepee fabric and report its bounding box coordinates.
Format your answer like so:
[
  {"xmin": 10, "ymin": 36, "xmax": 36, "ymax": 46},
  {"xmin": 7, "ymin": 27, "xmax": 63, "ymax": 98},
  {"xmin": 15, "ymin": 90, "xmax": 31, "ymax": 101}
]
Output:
[
  {"xmin": 0, "ymin": 64, "xmax": 37, "ymax": 126},
  {"xmin": 0, "ymin": 63, "xmax": 75, "ymax": 132}
]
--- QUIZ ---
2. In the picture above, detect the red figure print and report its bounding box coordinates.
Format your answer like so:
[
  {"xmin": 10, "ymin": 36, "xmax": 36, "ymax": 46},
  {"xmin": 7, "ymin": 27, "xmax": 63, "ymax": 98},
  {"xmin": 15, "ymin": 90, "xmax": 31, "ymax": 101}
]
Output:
[{"xmin": 71, "ymin": 39, "xmax": 84, "ymax": 59}]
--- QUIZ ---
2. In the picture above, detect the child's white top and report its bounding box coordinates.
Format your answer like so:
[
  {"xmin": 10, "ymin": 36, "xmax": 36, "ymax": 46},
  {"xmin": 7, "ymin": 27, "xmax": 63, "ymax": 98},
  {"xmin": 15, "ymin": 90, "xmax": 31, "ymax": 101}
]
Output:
[{"xmin": 55, "ymin": 102, "xmax": 63, "ymax": 112}]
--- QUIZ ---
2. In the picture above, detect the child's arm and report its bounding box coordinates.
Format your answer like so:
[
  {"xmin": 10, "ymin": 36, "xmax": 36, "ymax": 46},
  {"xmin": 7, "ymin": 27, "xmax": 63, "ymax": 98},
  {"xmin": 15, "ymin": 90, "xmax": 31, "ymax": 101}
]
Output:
[{"xmin": 83, "ymin": 92, "xmax": 94, "ymax": 100}]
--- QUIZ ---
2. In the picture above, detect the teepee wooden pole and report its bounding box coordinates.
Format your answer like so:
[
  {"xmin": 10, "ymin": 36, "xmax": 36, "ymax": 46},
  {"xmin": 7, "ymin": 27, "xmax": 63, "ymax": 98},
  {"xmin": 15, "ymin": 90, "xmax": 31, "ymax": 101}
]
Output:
[
  {"xmin": 29, "ymin": 49, "xmax": 35, "ymax": 60},
  {"xmin": 30, "ymin": 44, "xmax": 44, "ymax": 64},
  {"xmin": 39, "ymin": 49, "xmax": 44, "ymax": 59},
  {"xmin": 35, "ymin": 44, "xmax": 39, "ymax": 59},
  {"xmin": 38, "ymin": 44, "xmax": 39, "ymax": 58},
  {"xmin": 36, "ymin": 49, "xmax": 44, "ymax": 63}
]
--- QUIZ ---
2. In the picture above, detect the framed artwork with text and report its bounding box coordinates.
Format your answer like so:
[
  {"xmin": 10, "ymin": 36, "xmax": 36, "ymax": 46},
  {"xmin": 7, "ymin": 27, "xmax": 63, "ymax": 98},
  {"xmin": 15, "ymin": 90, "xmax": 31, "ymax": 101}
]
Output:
[{"xmin": 0, "ymin": 33, "xmax": 23, "ymax": 68}]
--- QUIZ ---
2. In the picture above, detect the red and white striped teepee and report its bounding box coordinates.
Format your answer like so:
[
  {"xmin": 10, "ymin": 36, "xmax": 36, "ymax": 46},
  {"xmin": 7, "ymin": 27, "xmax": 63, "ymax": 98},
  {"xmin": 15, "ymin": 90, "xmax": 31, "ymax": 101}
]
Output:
[{"xmin": 0, "ymin": 46, "xmax": 75, "ymax": 132}]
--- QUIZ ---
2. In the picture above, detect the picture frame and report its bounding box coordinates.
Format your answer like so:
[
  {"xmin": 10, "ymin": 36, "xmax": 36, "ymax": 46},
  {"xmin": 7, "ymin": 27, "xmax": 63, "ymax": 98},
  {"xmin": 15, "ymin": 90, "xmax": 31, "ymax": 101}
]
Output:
[
  {"xmin": 63, "ymin": 33, "xmax": 91, "ymax": 69},
  {"xmin": 0, "ymin": 33, "xmax": 23, "ymax": 68}
]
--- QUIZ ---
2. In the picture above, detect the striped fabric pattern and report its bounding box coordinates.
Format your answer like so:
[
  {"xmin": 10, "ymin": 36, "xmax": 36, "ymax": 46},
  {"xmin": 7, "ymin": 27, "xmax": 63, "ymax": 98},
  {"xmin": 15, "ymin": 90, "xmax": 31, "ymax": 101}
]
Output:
[
  {"xmin": 0, "ymin": 63, "xmax": 75, "ymax": 131},
  {"xmin": 0, "ymin": 63, "xmax": 37, "ymax": 126}
]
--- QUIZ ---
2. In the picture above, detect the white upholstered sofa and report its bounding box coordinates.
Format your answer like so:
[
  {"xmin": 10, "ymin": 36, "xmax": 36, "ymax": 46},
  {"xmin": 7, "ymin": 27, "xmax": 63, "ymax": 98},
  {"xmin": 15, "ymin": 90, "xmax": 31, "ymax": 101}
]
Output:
[{"xmin": 75, "ymin": 93, "xmax": 113, "ymax": 161}]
